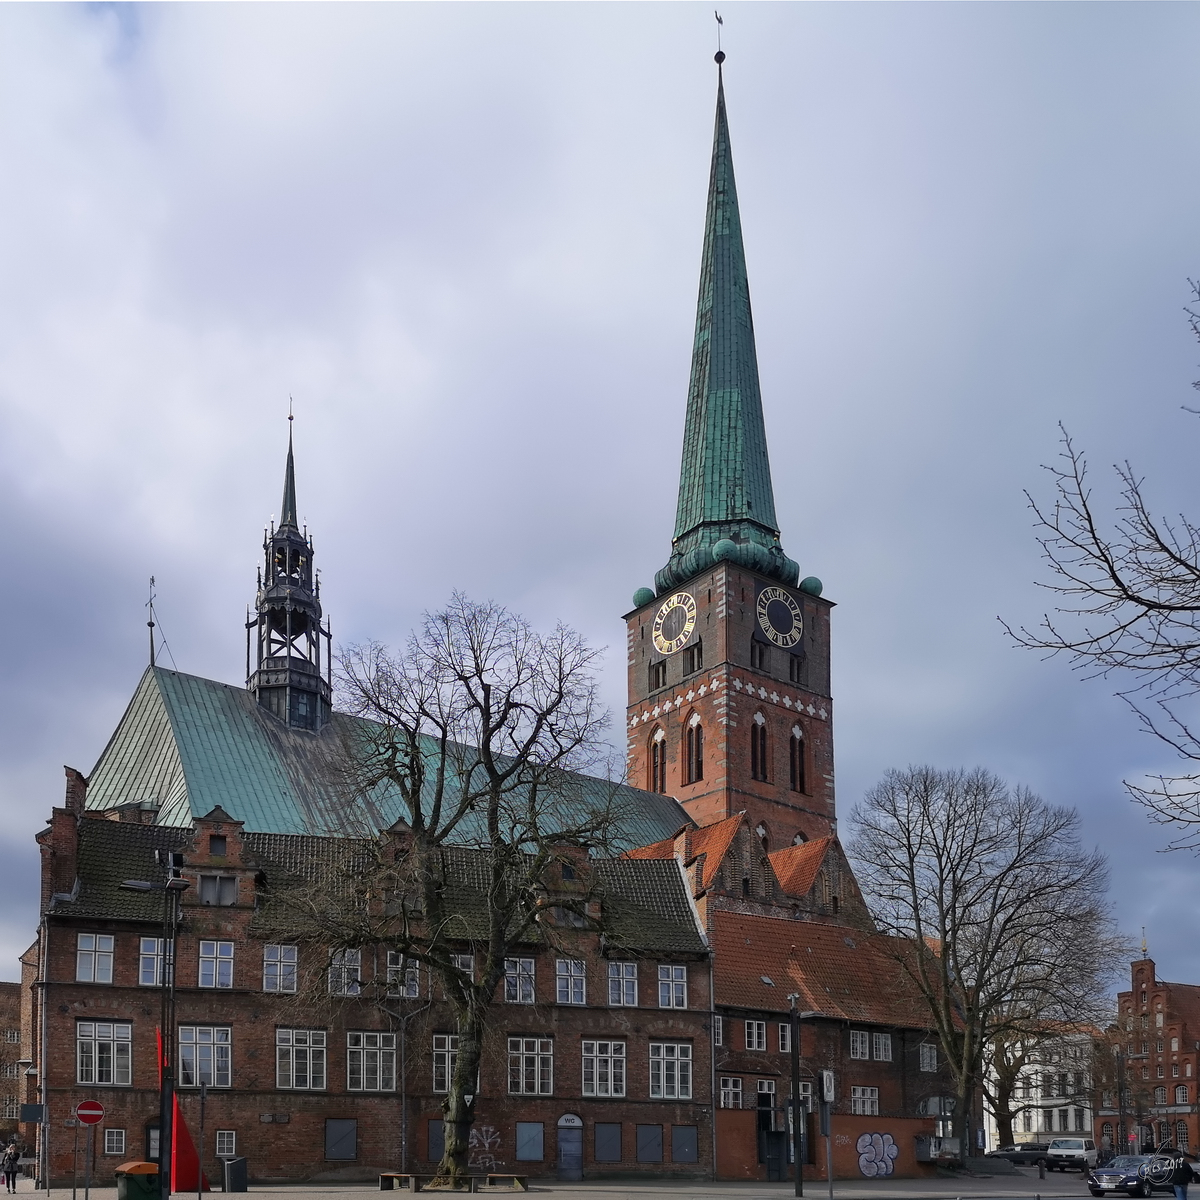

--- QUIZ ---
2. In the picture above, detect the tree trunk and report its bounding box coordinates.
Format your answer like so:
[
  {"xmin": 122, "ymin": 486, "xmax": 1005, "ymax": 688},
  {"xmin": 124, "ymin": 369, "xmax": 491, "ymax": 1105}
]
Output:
[
  {"xmin": 996, "ymin": 1111, "xmax": 1015, "ymax": 1149},
  {"xmin": 439, "ymin": 1015, "xmax": 485, "ymax": 1184}
]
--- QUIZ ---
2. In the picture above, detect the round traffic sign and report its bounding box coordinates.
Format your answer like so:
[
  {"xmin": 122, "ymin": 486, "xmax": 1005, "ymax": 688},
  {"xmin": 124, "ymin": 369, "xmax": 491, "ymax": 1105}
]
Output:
[{"xmin": 75, "ymin": 1100, "xmax": 104, "ymax": 1125}]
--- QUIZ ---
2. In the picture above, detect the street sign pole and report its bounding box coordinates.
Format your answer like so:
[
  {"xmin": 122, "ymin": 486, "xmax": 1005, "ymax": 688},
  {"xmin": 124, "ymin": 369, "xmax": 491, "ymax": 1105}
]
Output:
[
  {"xmin": 70, "ymin": 1122, "xmax": 77, "ymax": 1200},
  {"xmin": 83, "ymin": 1126, "xmax": 92, "ymax": 1200}
]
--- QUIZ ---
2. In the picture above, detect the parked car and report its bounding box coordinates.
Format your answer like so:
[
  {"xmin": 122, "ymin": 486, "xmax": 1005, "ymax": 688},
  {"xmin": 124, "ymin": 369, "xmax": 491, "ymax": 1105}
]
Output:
[
  {"xmin": 985, "ymin": 1143, "xmax": 1051, "ymax": 1166},
  {"xmin": 1087, "ymin": 1155, "xmax": 1173, "ymax": 1197},
  {"xmin": 1048, "ymin": 1137, "xmax": 1098, "ymax": 1170}
]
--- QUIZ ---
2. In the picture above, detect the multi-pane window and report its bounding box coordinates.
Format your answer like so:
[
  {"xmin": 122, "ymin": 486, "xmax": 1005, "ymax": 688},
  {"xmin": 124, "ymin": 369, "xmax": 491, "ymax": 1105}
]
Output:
[
  {"xmin": 851, "ymin": 1086, "xmax": 879, "ymax": 1116},
  {"xmin": 76, "ymin": 934, "xmax": 113, "ymax": 984},
  {"xmin": 757, "ymin": 1081, "xmax": 778, "ymax": 1130},
  {"xmin": 649, "ymin": 1043, "xmax": 692, "ymax": 1099},
  {"xmin": 682, "ymin": 640, "xmax": 703, "ymax": 676},
  {"xmin": 789, "ymin": 728, "xmax": 806, "ymax": 793},
  {"xmin": 139, "ymin": 938, "xmax": 170, "ymax": 987},
  {"xmin": 387, "ymin": 952, "xmax": 420, "ymax": 999},
  {"xmin": 215, "ymin": 1131, "xmax": 237, "ymax": 1158},
  {"xmin": 720, "ymin": 1077, "xmax": 742, "ymax": 1108},
  {"xmin": 347, "ymin": 1032, "xmax": 396, "ymax": 1091},
  {"xmin": 276, "ymin": 1029, "xmax": 326, "ymax": 1090},
  {"xmin": 582, "ymin": 1040, "xmax": 625, "ymax": 1097},
  {"xmin": 76, "ymin": 1022, "xmax": 131, "ymax": 1086},
  {"xmin": 179, "ymin": 1027, "xmax": 231, "ymax": 1088},
  {"xmin": 0, "ymin": 1065, "xmax": 16, "ymax": 1080},
  {"xmin": 0, "ymin": 1098, "xmax": 15, "ymax": 1120},
  {"xmin": 850, "ymin": 1030, "xmax": 869, "ymax": 1059},
  {"xmin": 199, "ymin": 941, "xmax": 234, "ymax": 989},
  {"xmin": 920, "ymin": 1043, "xmax": 938, "ymax": 1072},
  {"xmin": 1178, "ymin": 1086, "xmax": 1190, "ymax": 1104},
  {"xmin": 658, "ymin": 965, "xmax": 687, "ymax": 1008},
  {"xmin": 505, "ymin": 959, "xmax": 536, "ymax": 1004},
  {"xmin": 328, "ymin": 949, "xmax": 361, "ymax": 996},
  {"xmin": 650, "ymin": 730, "xmax": 667, "ymax": 794},
  {"xmin": 609, "ymin": 962, "xmax": 637, "ymax": 1007},
  {"xmin": 778, "ymin": 1023, "xmax": 791, "ymax": 1053},
  {"xmin": 745, "ymin": 1021, "xmax": 766, "ymax": 1051},
  {"xmin": 1179, "ymin": 1121, "xmax": 1190, "ymax": 1151},
  {"xmin": 750, "ymin": 716, "xmax": 769, "ymax": 782},
  {"xmin": 1155, "ymin": 1086, "xmax": 1168, "ymax": 1104},
  {"xmin": 433, "ymin": 1035, "xmax": 458, "ymax": 1094},
  {"xmin": 452, "ymin": 954, "xmax": 474, "ymax": 979},
  {"xmin": 685, "ymin": 718, "xmax": 703, "ymax": 784},
  {"xmin": 198, "ymin": 875, "xmax": 237, "ymax": 906},
  {"xmin": 508, "ymin": 1038, "xmax": 553, "ymax": 1095},
  {"xmin": 649, "ymin": 661, "xmax": 667, "ymax": 691},
  {"xmin": 872, "ymin": 1033, "xmax": 892, "ymax": 1061},
  {"xmin": 556, "ymin": 960, "xmax": 586, "ymax": 1005},
  {"xmin": 104, "ymin": 1130, "xmax": 126, "ymax": 1156},
  {"xmin": 713, "ymin": 1016, "xmax": 723, "ymax": 1046},
  {"xmin": 263, "ymin": 945, "xmax": 298, "ymax": 993}
]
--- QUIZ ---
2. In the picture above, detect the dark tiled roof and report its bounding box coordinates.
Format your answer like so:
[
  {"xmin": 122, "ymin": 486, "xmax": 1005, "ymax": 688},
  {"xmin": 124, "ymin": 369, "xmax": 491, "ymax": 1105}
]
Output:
[
  {"xmin": 712, "ymin": 911, "xmax": 931, "ymax": 1027},
  {"xmin": 595, "ymin": 859, "xmax": 707, "ymax": 955},
  {"xmin": 65, "ymin": 819, "xmax": 192, "ymax": 921},
  {"xmin": 85, "ymin": 667, "xmax": 692, "ymax": 850}
]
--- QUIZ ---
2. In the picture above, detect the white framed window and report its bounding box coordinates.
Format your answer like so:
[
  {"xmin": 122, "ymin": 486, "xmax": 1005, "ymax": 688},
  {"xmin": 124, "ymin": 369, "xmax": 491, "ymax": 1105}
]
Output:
[
  {"xmin": 851, "ymin": 1086, "xmax": 879, "ymax": 1116},
  {"xmin": 713, "ymin": 1016, "xmax": 723, "ymax": 1047},
  {"xmin": 758, "ymin": 1079, "xmax": 778, "ymax": 1128},
  {"xmin": 720, "ymin": 1077, "xmax": 742, "ymax": 1108},
  {"xmin": 745, "ymin": 1021, "xmax": 767, "ymax": 1051},
  {"xmin": 263, "ymin": 945, "xmax": 297, "ymax": 993},
  {"xmin": 796, "ymin": 1079, "xmax": 814, "ymax": 1113},
  {"xmin": 347, "ymin": 1032, "xmax": 396, "ymax": 1091},
  {"xmin": 0, "ymin": 1098, "xmax": 15, "ymax": 1120},
  {"xmin": 609, "ymin": 962, "xmax": 637, "ymax": 1006},
  {"xmin": 76, "ymin": 934, "xmax": 113, "ymax": 984},
  {"xmin": 139, "ymin": 937, "xmax": 170, "ymax": 987},
  {"xmin": 3, "ymin": 1031, "xmax": 16, "ymax": 1046},
  {"xmin": 215, "ymin": 1131, "xmax": 237, "ymax": 1158},
  {"xmin": 0, "ymin": 1065, "xmax": 16, "ymax": 1080},
  {"xmin": 872, "ymin": 1033, "xmax": 892, "ymax": 1061},
  {"xmin": 778, "ymin": 1023, "xmax": 791, "ymax": 1053},
  {"xmin": 582, "ymin": 1040, "xmax": 625, "ymax": 1097},
  {"xmin": 387, "ymin": 952, "xmax": 420, "ymax": 998},
  {"xmin": 328, "ymin": 949, "xmax": 361, "ymax": 996},
  {"xmin": 649, "ymin": 1043, "xmax": 692, "ymax": 1099},
  {"xmin": 76, "ymin": 1022, "xmax": 131, "ymax": 1086},
  {"xmin": 920, "ymin": 1043, "xmax": 938, "ymax": 1072},
  {"xmin": 433, "ymin": 1034, "xmax": 458, "ymax": 1093},
  {"xmin": 103, "ymin": 1129, "xmax": 126, "ymax": 1156},
  {"xmin": 505, "ymin": 958, "xmax": 536, "ymax": 1004},
  {"xmin": 452, "ymin": 953, "xmax": 474, "ymax": 978},
  {"xmin": 508, "ymin": 1038, "xmax": 553, "ymax": 1095},
  {"xmin": 1173, "ymin": 1038, "xmax": 1180, "ymax": 1052},
  {"xmin": 1179, "ymin": 1086, "xmax": 1190, "ymax": 1104},
  {"xmin": 179, "ymin": 1026, "xmax": 231, "ymax": 1088},
  {"xmin": 198, "ymin": 875, "xmax": 236, "ymax": 906},
  {"xmin": 557, "ymin": 960, "xmax": 586, "ymax": 1005},
  {"xmin": 658, "ymin": 965, "xmax": 687, "ymax": 1008},
  {"xmin": 199, "ymin": 941, "xmax": 234, "ymax": 989},
  {"xmin": 276, "ymin": 1029, "xmax": 326, "ymax": 1090},
  {"xmin": 850, "ymin": 1030, "xmax": 869, "ymax": 1059}
]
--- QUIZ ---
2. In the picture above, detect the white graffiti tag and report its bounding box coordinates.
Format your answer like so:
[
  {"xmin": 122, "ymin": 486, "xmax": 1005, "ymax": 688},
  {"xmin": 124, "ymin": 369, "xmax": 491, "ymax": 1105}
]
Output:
[
  {"xmin": 856, "ymin": 1132, "xmax": 899, "ymax": 1177},
  {"xmin": 469, "ymin": 1125, "xmax": 503, "ymax": 1171}
]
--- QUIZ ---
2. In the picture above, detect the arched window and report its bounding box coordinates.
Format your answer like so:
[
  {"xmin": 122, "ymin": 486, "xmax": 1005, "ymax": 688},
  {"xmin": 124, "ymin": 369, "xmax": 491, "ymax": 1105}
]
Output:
[
  {"xmin": 1101, "ymin": 1122, "xmax": 1114, "ymax": 1147},
  {"xmin": 1178, "ymin": 1121, "xmax": 1190, "ymax": 1151},
  {"xmin": 789, "ymin": 725, "xmax": 806, "ymax": 793},
  {"xmin": 649, "ymin": 727, "xmax": 667, "ymax": 794},
  {"xmin": 1158, "ymin": 1120, "xmax": 1169, "ymax": 1145},
  {"xmin": 755, "ymin": 823, "xmax": 769, "ymax": 853},
  {"xmin": 750, "ymin": 713, "xmax": 769, "ymax": 782},
  {"xmin": 1177, "ymin": 1086, "xmax": 1189, "ymax": 1105},
  {"xmin": 685, "ymin": 713, "xmax": 704, "ymax": 784},
  {"xmin": 792, "ymin": 832, "xmax": 807, "ymax": 845},
  {"xmin": 1155, "ymin": 1087, "xmax": 1168, "ymax": 1105}
]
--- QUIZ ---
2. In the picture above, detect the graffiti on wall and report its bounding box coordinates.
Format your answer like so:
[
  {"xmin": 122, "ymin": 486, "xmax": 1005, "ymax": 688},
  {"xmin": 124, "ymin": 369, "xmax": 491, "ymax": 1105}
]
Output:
[
  {"xmin": 469, "ymin": 1125, "xmax": 503, "ymax": 1172},
  {"xmin": 856, "ymin": 1132, "xmax": 900, "ymax": 1177}
]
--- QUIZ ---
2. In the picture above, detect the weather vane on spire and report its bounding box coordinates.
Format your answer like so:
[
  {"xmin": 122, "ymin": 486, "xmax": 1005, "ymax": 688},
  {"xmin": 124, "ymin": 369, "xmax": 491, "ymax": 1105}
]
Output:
[{"xmin": 714, "ymin": 10, "xmax": 724, "ymax": 62}]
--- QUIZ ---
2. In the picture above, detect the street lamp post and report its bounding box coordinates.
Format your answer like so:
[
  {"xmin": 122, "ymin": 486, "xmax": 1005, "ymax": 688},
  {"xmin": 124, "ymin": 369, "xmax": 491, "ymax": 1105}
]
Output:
[
  {"xmin": 121, "ymin": 853, "xmax": 189, "ymax": 1200},
  {"xmin": 786, "ymin": 1000, "xmax": 824, "ymax": 1197}
]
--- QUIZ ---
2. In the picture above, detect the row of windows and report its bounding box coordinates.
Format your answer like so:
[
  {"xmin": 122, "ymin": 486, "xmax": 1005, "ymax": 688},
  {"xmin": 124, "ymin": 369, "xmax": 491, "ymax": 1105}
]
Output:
[
  {"xmin": 431, "ymin": 1120, "xmax": 699, "ymax": 1165},
  {"xmin": 86, "ymin": 1130, "xmax": 238, "ymax": 1159},
  {"xmin": 1102, "ymin": 1121, "xmax": 1191, "ymax": 1152},
  {"xmin": 646, "ymin": 718, "xmax": 808, "ymax": 794},
  {"xmin": 76, "ymin": 1023, "xmax": 694, "ymax": 1099},
  {"xmin": 647, "ymin": 639, "xmax": 807, "ymax": 692},
  {"xmin": 710, "ymin": 1018, "xmax": 936, "ymax": 1069},
  {"xmin": 1021, "ymin": 1108, "xmax": 1092, "ymax": 1133},
  {"xmin": 78, "ymin": 937, "xmax": 689, "ymax": 1008}
]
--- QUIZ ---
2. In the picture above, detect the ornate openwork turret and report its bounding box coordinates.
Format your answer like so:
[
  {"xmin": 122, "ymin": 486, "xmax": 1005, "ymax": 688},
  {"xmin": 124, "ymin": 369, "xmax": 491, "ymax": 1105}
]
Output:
[{"xmin": 246, "ymin": 425, "xmax": 332, "ymax": 730}]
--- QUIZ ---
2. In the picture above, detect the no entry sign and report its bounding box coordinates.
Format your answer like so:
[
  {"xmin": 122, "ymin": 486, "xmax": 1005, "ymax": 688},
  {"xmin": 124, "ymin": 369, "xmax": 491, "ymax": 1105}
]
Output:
[{"xmin": 75, "ymin": 1100, "xmax": 104, "ymax": 1125}]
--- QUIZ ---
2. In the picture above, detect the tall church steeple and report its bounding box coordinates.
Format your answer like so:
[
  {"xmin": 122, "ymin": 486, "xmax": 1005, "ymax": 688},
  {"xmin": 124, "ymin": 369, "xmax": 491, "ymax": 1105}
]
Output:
[
  {"xmin": 246, "ymin": 422, "xmax": 332, "ymax": 730},
  {"xmin": 656, "ymin": 55, "xmax": 798, "ymax": 595},
  {"xmin": 626, "ymin": 58, "xmax": 833, "ymax": 850}
]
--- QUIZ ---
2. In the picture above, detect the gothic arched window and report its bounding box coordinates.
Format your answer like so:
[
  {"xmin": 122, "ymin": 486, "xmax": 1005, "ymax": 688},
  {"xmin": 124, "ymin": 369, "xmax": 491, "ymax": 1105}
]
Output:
[
  {"xmin": 792, "ymin": 832, "xmax": 807, "ymax": 846},
  {"xmin": 750, "ymin": 713, "xmax": 769, "ymax": 782},
  {"xmin": 755, "ymin": 822, "xmax": 769, "ymax": 853},
  {"xmin": 789, "ymin": 725, "xmax": 806, "ymax": 793},
  {"xmin": 685, "ymin": 713, "xmax": 704, "ymax": 784},
  {"xmin": 649, "ymin": 727, "xmax": 667, "ymax": 794}
]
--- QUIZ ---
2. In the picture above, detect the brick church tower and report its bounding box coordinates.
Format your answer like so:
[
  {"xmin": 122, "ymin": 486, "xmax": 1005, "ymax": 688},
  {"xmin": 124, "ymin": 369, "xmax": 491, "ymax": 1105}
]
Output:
[{"xmin": 626, "ymin": 59, "xmax": 834, "ymax": 852}]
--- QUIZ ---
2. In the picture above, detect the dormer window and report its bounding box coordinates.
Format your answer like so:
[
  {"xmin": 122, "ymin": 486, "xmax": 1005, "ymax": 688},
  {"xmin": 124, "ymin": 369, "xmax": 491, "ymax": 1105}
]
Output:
[
  {"xmin": 198, "ymin": 875, "xmax": 236, "ymax": 906},
  {"xmin": 209, "ymin": 835, "xmax": 227, "ymax": 858}
]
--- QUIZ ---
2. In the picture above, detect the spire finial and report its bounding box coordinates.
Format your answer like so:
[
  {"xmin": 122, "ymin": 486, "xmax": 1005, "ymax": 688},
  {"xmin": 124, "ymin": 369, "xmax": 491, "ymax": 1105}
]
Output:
[
  {"xmin": 714, "ymin": 9, "xmax": 724, "ymax": 59},
  {"xmin": 147, "ymin": 575, "xmax": 156, "ymax": 668},
  {"xmin": 1142, "ymin": 927, "xmax": 1148, "ymax": 957},
  {"xmin": 280, "ymin": 409, "xmax": 299, "ymax": 530}
]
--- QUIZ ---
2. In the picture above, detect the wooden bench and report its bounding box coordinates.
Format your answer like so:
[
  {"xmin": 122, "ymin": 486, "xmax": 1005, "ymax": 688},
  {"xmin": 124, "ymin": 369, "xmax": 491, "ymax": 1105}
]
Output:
[{"xmin": 485, "ymin": 1174, "xmax": 528, "ymax": 1191}]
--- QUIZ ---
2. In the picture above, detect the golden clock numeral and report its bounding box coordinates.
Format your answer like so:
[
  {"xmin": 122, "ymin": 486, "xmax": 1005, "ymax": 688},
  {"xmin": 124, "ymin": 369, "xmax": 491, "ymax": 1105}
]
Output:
[{"xmin": 757, "ymin": 587, "xmax": 803, "ymax": 649}]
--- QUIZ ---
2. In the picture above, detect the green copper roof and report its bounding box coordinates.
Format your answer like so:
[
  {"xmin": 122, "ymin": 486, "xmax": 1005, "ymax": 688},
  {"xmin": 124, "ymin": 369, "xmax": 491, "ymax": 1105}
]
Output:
[
  {"xmin": 280, "ymin": 427, "xmax": 298, "ymax": 529},
  {"xmin": 656, "ymin": 66, "xmax": 798, "ymax": 593},
  {"xmin": 85, "ymin": 667, "xmax": 690, "ymax": 850}
]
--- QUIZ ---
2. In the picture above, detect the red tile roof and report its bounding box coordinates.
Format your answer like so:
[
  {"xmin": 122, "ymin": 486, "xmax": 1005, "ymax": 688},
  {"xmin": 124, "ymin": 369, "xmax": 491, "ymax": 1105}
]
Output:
[
  {"xmin": 683, "ymin": 813, "xmax": 743, "ymax": 871},
  {"xmin": 768, "ymin": 838, "xmax": 832, "ymax": 897},
  {"xmin": 712, "ymin": 910, "xmax": 932, "ymax": 1028},
  {"xmin": 625, "ymin": 835, "xmax": 677, "ymax": 861}
]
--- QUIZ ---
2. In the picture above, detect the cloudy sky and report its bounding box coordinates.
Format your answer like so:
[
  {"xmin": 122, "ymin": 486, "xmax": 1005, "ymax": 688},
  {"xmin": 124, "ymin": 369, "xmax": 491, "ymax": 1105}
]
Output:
[{"xmin": 2, "ymin": 2, "xmax": 1199, "ymax": 989}]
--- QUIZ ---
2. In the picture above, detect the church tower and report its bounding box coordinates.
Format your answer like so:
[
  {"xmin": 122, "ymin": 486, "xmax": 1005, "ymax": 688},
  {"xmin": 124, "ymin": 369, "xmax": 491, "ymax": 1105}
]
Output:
[
  {"xmin": 626, "ymin": 57, "xmax": 834, "ymax": 850},
  {"xmin": 246, "ymin": 422, "xmax": 333, "ymax": 730}
]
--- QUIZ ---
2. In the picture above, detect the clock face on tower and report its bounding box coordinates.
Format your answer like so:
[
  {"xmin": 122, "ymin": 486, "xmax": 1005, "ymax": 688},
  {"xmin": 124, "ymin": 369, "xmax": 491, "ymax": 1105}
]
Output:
[
  {"xmin": 652, "ymin": 592, "xmax": 698, "ymax": 655},
  {"xmin": 757, "ymin": 586, "xmax": 803, "ymax": 648}
]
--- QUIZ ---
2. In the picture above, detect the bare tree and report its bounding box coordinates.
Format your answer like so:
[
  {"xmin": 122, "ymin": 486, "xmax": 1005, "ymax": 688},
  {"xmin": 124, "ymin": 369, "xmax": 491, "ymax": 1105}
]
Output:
[
  {"xmin": 258, "ymin": 594, "xmax": 624, "ymax": 1183},
  {"xmin": 1006, "ymin": 285, "xmax": 1200, "ymax": 845},
  {"xmin": 849, "ymin": 766, "xmax": 1125, "ymax": 1159}
]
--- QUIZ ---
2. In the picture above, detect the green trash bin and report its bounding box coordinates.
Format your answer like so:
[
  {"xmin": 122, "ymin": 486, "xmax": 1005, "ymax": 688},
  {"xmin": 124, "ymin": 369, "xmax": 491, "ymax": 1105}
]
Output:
[{"xmin": 115, "ymin": 1160, "xmax": 159, "ymax": 1200}]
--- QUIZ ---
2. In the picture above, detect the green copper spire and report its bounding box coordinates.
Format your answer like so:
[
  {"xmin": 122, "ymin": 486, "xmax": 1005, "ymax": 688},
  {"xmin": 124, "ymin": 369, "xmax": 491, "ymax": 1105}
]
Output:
[
  {"xmin": 656, "ymin": 59, "xmax": 798, "ymax": 593},
  {"xmin": 280, "ymin": 422, "xmax": 298, "ymax": 530}
]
